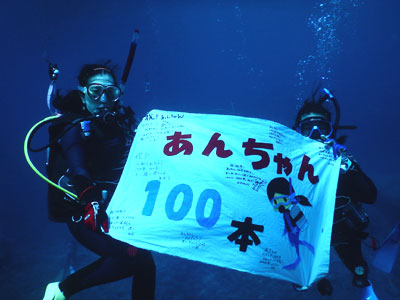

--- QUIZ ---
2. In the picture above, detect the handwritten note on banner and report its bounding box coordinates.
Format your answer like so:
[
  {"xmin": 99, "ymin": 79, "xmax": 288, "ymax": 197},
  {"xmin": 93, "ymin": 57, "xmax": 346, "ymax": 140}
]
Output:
[{"xmin": 107, "ymin": 109, "xmax": 341, "ymax": 287}]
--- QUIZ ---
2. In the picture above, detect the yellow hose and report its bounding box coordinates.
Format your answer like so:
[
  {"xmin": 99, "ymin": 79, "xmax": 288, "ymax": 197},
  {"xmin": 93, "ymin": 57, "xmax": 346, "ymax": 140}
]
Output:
[{"xmin": 24, "ymin": 116, "xmax": 78, "ymax": 199}]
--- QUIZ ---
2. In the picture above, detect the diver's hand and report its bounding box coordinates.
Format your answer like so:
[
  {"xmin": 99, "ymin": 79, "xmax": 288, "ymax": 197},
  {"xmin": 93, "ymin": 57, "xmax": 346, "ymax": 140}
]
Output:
[
  {"xmin": 339, "ymin": 149, "xmax": 353, "ymax": 173},
  {"xmin": 332, "ymin": 142, "xmax": 347, "ymax": 159},
  {"xmin": 323, "ymin": 138, "xmax": 347, "ymax": 158},
  {"xmin": 84, "ymin": 202, "xmax": 109, "ymax": 233},
  {"xmin": 98, "ymin": 205, "xmax": 109, "ymax": 233},
  {"xmin": 323, "ymin": 139, "xmax": 353, "ymax": 172},
  {"xmin": 78, "ymin": 184, "xmax": 102, "ymax": 206}
]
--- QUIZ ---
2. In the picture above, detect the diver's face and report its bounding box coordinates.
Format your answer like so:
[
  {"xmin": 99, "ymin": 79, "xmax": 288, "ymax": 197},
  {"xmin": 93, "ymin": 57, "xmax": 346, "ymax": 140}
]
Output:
[
  {"xmin": 81, "ymin": 73, "xmax": 118, "ymax": 115},
  {"xmin": 298, "ymin": 112, "xmax": 332, "ymax": 141}
]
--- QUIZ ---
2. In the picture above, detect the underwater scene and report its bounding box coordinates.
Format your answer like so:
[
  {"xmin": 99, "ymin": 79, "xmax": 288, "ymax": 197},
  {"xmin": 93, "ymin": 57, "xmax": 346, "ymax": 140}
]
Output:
[{"xmin": 1, "ymin": 0, "xmax": 399, "ymax": 299}]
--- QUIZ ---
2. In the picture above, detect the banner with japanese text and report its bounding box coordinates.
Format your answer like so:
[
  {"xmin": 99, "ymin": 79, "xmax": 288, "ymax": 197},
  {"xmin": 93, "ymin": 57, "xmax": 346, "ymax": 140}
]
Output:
[{"xmin": 107, "ymin": 109, "xmax": 341, "ymax": 287}]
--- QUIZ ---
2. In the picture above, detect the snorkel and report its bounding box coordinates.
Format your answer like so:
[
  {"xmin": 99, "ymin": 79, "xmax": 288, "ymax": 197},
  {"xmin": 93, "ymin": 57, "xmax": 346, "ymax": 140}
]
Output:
[
  {"xmin": 318, "ymin": 88, "xmax": 358, "ymax": 135},
  {"xmin": 317, "ymin": 88, "xmax": 340, "ymax": 137},
  {"xmin": 316, "ymin": 88, "xmax": 360, "ymax": 160},
  {"xmin": 120, "ymin": 29, "xmax": 139, "ymax": 93}
]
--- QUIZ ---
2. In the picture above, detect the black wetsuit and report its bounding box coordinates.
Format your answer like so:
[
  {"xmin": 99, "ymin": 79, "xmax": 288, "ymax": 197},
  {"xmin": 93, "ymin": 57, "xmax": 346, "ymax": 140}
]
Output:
[
  {"xmin": 332, "ymin": 161, "xmax": 377, "ymax": 287},
  {"xmin": 47, "ymin": 112, "xmax": 155, "ymax": 299}
]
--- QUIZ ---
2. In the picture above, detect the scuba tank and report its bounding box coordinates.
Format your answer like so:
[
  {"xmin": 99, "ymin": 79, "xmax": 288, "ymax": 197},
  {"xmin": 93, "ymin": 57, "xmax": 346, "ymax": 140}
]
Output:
[{"xmin": 25, "ymin": 30, "xmax": 140, "ymax": 220}]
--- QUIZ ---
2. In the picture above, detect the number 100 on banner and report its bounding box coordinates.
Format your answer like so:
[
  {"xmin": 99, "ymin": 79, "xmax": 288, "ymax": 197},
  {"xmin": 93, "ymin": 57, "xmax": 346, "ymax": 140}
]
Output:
[{"xmin": 142, "ymin": 180, "xmax": 222, "ymax": 229}]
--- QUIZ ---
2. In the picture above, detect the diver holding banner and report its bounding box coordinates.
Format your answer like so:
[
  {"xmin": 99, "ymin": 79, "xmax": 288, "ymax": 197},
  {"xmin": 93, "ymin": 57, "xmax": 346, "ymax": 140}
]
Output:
[
  {"xmin": 293, "ymin": 87, "xmax": 379, "ymax": 300},
  {"xmin": 25, "ymin": 31, "xmax": 156, "ymax": 300}
]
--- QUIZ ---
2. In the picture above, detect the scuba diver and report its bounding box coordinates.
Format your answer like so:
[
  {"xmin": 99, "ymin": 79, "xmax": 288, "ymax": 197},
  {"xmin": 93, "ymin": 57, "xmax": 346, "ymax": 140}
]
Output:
[
  {"xmin": 23, "ymin": 30, "xmax": 155, "ymax": 300},
  {"xmin": 39, "ymin": 63, "xmax": 156, "ymax": 300},
  {"xmin": 25, "ymin": 55, "xmax": 156, "ymax": 299},
  {"xmin": 293, "ymin": 88, "xmax": 379, "ymax": 300},
  {"xmin": 38, "ymin": 63, "xmax": 156, "ymax": 300}
]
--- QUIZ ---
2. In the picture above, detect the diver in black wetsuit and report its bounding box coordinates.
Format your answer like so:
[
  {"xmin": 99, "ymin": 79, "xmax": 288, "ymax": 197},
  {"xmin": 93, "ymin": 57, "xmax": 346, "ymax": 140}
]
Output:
[
  {"xmin": 293, "ymin": 88, "xmax": 379, "ymax": 300},
  {"xmin": 43, "ymin": 64, "xmax": 156, "ymax": 300}
]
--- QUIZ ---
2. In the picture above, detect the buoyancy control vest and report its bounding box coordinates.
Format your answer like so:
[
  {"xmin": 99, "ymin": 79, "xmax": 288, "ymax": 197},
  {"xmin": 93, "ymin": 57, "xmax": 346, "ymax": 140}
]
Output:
[{"xmin": 46, "ymin": 112, "xmax": 134, "ymax": 222}]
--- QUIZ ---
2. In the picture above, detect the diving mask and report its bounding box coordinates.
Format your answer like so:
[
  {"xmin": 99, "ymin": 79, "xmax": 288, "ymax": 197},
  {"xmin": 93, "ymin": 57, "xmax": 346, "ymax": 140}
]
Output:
[
  {"xmin": 297, "ymin": 117, "xmax": 333, "ymax": 139},
  {"xmin": 85, "ymin": 83, "xmax": 121, "ymax": 102}
]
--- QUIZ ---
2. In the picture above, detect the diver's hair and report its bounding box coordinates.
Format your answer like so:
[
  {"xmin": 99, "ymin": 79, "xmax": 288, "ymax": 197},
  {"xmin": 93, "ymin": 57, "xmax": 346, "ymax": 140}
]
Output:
[
  {"xmin": 77, "ymin": 61, "xmax": 118, "ymax": 87},
  {"xmin": 293, "ymin": 89, "xmax": 331, "ymax": 129},
  {"xmin": 52, "ymin": 90, "xmax": 86, "ymax": 114},
  {"xmin": 53, "ymin": 61, "xmax": 119, "ymax": 114}
]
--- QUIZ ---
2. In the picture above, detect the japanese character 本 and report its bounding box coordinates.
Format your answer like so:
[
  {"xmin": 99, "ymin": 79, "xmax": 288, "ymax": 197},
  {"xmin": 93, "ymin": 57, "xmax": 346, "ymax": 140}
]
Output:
[{"xmin": 227, "ymin": 217, "xmax": 264, "ymax": 252}]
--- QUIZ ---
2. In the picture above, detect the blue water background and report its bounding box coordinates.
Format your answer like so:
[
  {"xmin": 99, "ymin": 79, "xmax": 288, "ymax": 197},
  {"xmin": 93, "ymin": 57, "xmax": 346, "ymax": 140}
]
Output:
[{"xmin": 0, "ymin": 0, "xmax": 399, "ymax": 299}]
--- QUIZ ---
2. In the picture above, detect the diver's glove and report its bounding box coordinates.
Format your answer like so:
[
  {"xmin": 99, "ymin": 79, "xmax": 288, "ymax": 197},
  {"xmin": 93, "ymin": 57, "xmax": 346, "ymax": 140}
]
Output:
[
  {"xmin": 324, "ymin": 139, "xmax": 353, "ymax": 173},
  {"xmin": 332, "ymin": 144, "xmax": 354, "ymax": 173},
  {"xmin": 84, "ymin": 201, "xmax": 109, "ymax": 233},
  {"xmin": 74, "ymin": 175, "xmax": 109, "ymax": 233},
  {"xmin": 339, "ymin": 150, "xmax": 354, "ymax": 173},
  {"xmin": 323, "ymin": 138, "xmax": 346, "ymax": 158}
]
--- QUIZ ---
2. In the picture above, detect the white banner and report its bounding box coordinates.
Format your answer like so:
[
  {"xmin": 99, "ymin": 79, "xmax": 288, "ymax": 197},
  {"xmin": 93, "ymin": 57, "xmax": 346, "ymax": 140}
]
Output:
[{"xmin": 107, "ymin": 109, "xmax": 340, "ymax": 287}]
